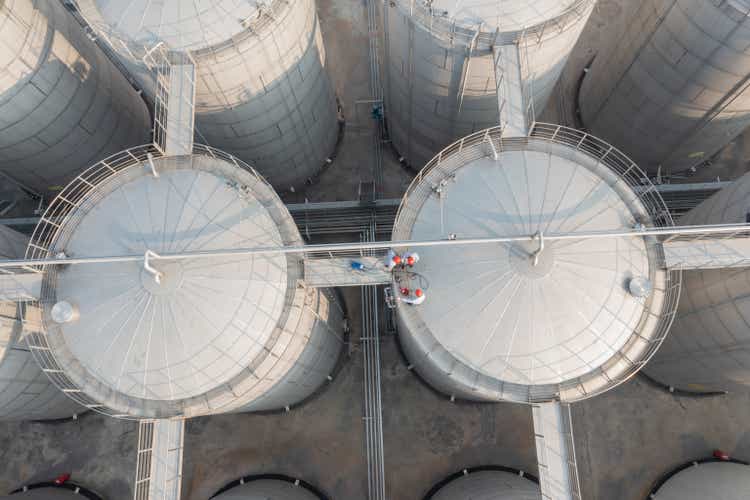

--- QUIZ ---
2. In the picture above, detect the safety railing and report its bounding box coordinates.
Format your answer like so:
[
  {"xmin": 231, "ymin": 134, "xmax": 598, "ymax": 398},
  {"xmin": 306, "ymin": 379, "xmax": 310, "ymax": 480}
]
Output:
[{"xmin": 391, "ymin": 0, "xmax": 594, "ymax": 49}]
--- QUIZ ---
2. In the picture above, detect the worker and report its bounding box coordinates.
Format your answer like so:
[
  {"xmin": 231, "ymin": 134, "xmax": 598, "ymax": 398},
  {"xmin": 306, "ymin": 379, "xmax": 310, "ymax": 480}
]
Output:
[
  {"xmin": 400, "ymin": 287, "xmax": 410, "ymax": 296},
  {"xmin": 399, "ymin": 288, "xmax": 426, "ymax": 305},
  {"xmin": 351, "ymin": 260, "xmax": 366, "ymax": 272},
  {"xmin": 402, "ymin": 251, "xmax": 420, "ymax": 267},
  {"xmin": 384, "ymin": 249, "xmax": 401, "ymax": 271}
]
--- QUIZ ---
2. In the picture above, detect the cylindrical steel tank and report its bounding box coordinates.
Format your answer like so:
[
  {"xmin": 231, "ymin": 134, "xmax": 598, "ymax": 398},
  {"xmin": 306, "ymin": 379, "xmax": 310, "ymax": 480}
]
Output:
[
  {"xmin": 71, "ymin": 0, "xmax": 338, "ymax": 191},
  {"xmin": 424, "ymin": 468, "xmax": 540, "ymax": 499},
  {"xmin": 212, "ymin": 477, "xmax": 326, "ymax": 500},
  {"xmin": 0, "ymin": 225, "xmax": 81, "ymax": 421},
  {"xmin": 391, "ymin": 124, "xmax": 679, "ymax": 403},
  {"xmin": 383, "ymin": 0, "xmax": 595, "ymax": 168},
  {"xmin": 581, "ymin": 0, "xmax": 750, "ymax": 174},
  {"xmin": 644, "ymin": 170, "xmax": 750, "ymax": 392},
  {"xmin": 2, "ymin": 483, "xmax": 101, "ymax": 500},
  {"xmin": 646, "ymin": 459, "xmax": 750, "ymax": 500},
  {"xmin": 0, "ymin": 0, "xmax": 150, "ymax": 194},
  {"xmin": 23, "ymin": 144, "xmax": 343, "ymax": 419}
]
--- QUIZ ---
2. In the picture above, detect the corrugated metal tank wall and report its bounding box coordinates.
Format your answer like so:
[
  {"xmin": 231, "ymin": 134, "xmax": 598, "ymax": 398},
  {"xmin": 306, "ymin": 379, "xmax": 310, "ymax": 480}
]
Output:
[
  {"xmin": 0, "ymin": 0, "xmax": 150, "ymax": 194},
  {"xmin": 73, "ymin": 0, "xmax": 338, "ymax": 191},
  {"xmin": 0, "ymin": 225, "xmax": 80, "ymax": 421},
  {"xmin": 580, "ymin": 0, "xmax": 750, "ymax": 174},
  {"xmin": 645, "ymin": 170, "xmax": 750, "ymax": 392},
  {"xmin": 383, "ymin": 0, "xmax": 594, "ymax": 169}
]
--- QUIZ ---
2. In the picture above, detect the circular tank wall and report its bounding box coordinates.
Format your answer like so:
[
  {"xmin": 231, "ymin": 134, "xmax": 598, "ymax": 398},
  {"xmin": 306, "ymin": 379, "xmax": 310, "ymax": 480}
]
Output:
[
  {"xmin": 392, "ymin": 126, "xmax": 675, "ymax": 403},
  {"xmin": 425, "ymin": 468, "xmax": 540, "ymax": 500},
  {"xmin": 581, "ymin": 0, "xmax": 750, "ymax": 174},
  {"xmin": 24, "ymin": 146, "xmax": 343, "ymax": 418},
  {"xmin": 645, "ymin": 170, "xmax": 750, "ymax": 392},
  {"xmin": 73, "ymin": 0, "xmax": 338, "ymax": 191},
  {"xmin": 647, "ymin": 459, "xmax": 750, "ymax": 500},
  {"xmin": 383, "ymin": 0, "xmax": 594, "ymax": 169},
  {"xmin": 0, "ymin": 0, "xmax": 150, "ymax": 194},
  {"xmin": 0, "ymin": 225, "xmax": 80, "ymax": 421}
]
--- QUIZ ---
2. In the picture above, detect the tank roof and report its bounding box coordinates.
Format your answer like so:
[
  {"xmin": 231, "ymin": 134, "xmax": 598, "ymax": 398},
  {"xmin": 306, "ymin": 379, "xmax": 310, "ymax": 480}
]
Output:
[
  {"xmin": 652, "ymin": 461, "xmax": 750, "ymax": 500},
  {"xmin": 426, "ymin": 0, "xmax": 581, "ymax": 31},
  {"xmin": 33, "ymin": 150, "xmax": 305, "ymax": 417},
  {"xmin": 429, "ymin": 470, "xmax": 540, "ymax": 499},
  {"xmin": 213, "ymin": 479, "xmax": 321, "ymax": 500},
  {"xmin": 393, "ymin": 129, "xmax": 671, "ymax": 402},
  {"xmin": 74, "ymin": 0, "xmax": 262, "ymax": 51}
]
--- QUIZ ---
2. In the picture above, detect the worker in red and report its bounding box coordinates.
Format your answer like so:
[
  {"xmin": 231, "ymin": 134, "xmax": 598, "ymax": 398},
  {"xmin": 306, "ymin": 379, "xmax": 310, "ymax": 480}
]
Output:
[
  {"xmin": 384, "ymin": 249, "xmax": 402, "ymax": 271},
  {"xmin": 402, "ymin": 251, "xmax": 420, "ymax": 267},
  {"xmin": 399, "ymin": 288, "xmax": 426, "ymax": 305}
]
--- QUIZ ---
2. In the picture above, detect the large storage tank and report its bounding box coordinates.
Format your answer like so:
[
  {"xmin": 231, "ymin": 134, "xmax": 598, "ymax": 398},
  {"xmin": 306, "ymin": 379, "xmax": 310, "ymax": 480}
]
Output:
[
  {"xmin": 2, "ymin": 482, "xmax": 101, "ymax": 500},
  {"xmin": 0, "ymin": 0, "xmax": 150, "ymax": 194},
  {"xmin": 644, "ymin": 170, "xmax": 750, "ymax": 392},
  {"xmin": 647, "ymin": 459, "xmax": 750, "ymax": 500},
  {"xmin": 212, "ymin": 477, "xmax": 326, "ymax": 500},
  {"xmin": 0, "ymin": 225, "xmax": 80, "ymax": 421},
  {"xmin": 383, "ymin": 0, "xmax": 595, "ymax": 169},
  {"xmin": 580, "ymin": 0, "xmax": 750, "ymax": 174},
  {"xmin": 22, "ymin": 145, "xmax": 343, "ymax": 418},
  {"xmin": 424, "ymin": 468, "xmax": 540, "ymax": 499},
  {"xmin": 71, "ymin": 0, "xmax": 338, "ymax": 191},
  {"xmin": 391, "ymin": 125, "xmax": 679, "ymax": 403}
]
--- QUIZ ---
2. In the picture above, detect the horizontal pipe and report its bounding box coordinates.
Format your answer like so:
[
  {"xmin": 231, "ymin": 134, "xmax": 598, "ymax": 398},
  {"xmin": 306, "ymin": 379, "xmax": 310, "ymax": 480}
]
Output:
[{"xmin": 1, "ymin": 223, "xmax": 749, "ymax": 268}]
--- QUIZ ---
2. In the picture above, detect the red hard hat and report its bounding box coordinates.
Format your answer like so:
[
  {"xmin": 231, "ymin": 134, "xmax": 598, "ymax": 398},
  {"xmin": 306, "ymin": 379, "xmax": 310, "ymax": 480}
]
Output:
[
  {"xmin": 407, "ymin": 256, "xmax": 415, "ymax": 265},
  {"xmin": 400, "ymin": 287, "xmax": 410, "ymax": 296},
  {"xmin": 393, "ymin": 255, "xmax": 402, "ymax": 264},
  {"xmin": 415, "ymin": 289, "xmax": 423, "ymax": 297}
]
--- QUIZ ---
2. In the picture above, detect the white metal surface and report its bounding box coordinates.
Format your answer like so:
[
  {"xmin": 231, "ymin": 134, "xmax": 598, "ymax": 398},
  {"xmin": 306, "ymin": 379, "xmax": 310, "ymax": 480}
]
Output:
[
  {"xmin": 143, "ymin": 45, "xmax": 196, "ymax": 156},
  {"xmin": 73, "ymin": 1, "xmax": 261, "ymax": 52},
  {"xmin": 646, "ymin": 169, "xmax": 750, "ymax": 392},
  {"xmin": 650, "ymin": 461, "xmax": 750, "ymax": 500},
  {"xmin": 532, "ymin": 402, "xmax": 579, "ymax": 500},
  {"xmin": 0, "ymin": 0, "xmax": 150, "ymax": 193},
  {"xmin": 662, "ymin": 236, "xmax": 750, "ymax": 269},
  {"xmin": 304, "ymin": 257, "xmax": 391, "ymax": 287},
  {"xmin": 23, "ymin": 145, "xmax": 342, "ymax": 419},
  {"xmin": 384, "ymin": 0, "xmax": 594, "ymax": 168},
  {"xmin": 73, "ymin": 0, "xmax": 338, "ymax": 190},
  {"xmin": 430, "ymin": 470, "xmax": 541, "ymax": 500},
  {"xmin": 581, "ymin": 0, "xmax": 750, "ymax": 174},
  {"xmin": 495, "ymin": 45, "xmax": 529, "ymax": 137},
  {"xmin": 426, "ymin": 0, "xmax": 581, "ymax": 31},
  {"xmin": 0, "ymin": 272, "xmax": 40, "ymax": 301},
  {"xmin": 134, "ymin": 419, "xmax": 185, "ymax": 500},
  {"xmin": 392, "ymin": 125, "xmax": 680, "ymax": 403}
]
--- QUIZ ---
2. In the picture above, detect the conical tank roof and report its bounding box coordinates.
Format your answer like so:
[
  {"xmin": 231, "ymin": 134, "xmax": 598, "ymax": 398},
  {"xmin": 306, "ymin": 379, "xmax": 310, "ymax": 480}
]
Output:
[
  {"xmin": 424, "ymin": 0, "xmax": 583, "ymax": 31},
  {"xmin": 393, "ymin": 127, "xmax": 675, "ymax": 403},
  {"xmin": 26, "ymin": 147, "xmax": 333, "ymax": 418},
  {"xmin": 74, "ymin": 0, "xmax": 263, "ymax": 51}
]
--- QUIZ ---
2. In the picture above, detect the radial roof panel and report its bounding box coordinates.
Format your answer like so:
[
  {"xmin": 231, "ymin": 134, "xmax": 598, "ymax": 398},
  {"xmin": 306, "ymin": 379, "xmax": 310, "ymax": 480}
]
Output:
[
  {"xmin": 74, "ymin": 0, "xmax": 261, "ymax": 51},
  {"xmin": 421, "ymin": 0, "xmax": 581, "ymax": 31}
]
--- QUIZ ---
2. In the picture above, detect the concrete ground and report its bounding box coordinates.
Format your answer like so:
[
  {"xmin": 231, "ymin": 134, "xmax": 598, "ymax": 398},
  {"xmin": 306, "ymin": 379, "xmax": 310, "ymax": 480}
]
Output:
[
  {"xmin": 2, "ymin": 1, "xmax": 750, "ymax": 500},
  {"xmin": 0, "ymin": 412, "xmax": 137, "ymax": 497}
]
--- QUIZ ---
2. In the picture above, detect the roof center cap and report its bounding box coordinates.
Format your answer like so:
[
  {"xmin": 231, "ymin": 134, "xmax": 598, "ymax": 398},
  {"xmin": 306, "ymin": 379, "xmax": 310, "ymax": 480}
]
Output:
[
  {"xmin": 508, "ymin": 241, "xmax": 555, "ymax": 279},
  {"xmin": 140, "ymin": 261, "xmax": 185, "ymax": 295}
]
